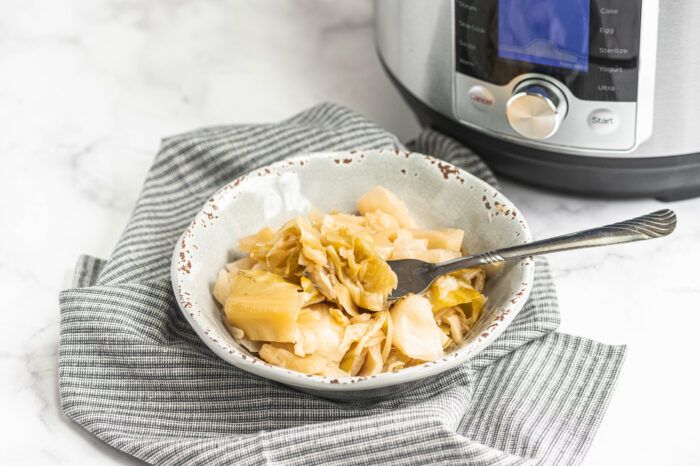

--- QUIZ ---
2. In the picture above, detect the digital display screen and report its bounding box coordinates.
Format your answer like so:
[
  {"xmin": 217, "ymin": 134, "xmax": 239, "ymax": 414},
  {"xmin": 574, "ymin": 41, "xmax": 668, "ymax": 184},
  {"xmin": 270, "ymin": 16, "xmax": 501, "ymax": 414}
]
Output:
[{"xmin": 498, "ymin": 0, "xmax": 590, "ymax": 71}]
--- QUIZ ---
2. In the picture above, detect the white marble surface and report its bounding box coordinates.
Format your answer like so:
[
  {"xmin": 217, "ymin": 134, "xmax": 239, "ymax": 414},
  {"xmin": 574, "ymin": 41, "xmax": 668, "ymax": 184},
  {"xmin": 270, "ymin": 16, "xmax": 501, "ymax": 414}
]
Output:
[{"xmin": 1, "ymin": 1, "xmax": 698, "ymax": 464}]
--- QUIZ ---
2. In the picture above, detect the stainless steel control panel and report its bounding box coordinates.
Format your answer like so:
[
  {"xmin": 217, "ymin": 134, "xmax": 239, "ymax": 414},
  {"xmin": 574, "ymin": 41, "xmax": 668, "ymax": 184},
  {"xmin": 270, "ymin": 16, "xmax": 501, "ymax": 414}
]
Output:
[{"xmin": 451, "ymin": 0, "xmax": 658, "ymax": 154}]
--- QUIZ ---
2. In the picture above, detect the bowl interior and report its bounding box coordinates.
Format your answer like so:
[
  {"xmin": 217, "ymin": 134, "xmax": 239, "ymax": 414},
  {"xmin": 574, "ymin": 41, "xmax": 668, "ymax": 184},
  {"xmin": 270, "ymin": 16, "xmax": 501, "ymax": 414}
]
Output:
[{"xmin": 173, "ymin": 150, "xmax": 533, "ymax": 391}]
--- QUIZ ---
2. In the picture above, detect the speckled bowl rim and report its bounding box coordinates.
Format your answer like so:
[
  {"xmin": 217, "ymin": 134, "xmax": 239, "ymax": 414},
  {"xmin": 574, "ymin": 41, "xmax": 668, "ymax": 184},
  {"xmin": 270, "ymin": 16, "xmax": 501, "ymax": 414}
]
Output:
[{"xmin": 171, "ymin": 150, "xmax": 535, "ymax": 391}]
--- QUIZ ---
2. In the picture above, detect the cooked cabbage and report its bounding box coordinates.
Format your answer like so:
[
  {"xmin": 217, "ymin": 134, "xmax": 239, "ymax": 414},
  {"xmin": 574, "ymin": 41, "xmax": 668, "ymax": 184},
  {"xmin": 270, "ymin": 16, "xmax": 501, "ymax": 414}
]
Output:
[
  {"xmin": 239, "ymin": 217, "xmax": 325, "ymax": 280},
  {"xmin": 259, "ymin": 343, "xmax": 327, "ymax": 375},
  {"xmin": 293, "ymin": 303, "xmax": 346, "ymax": 361},
  {"xmin": 224, "ymin": 270, "xmax": 304, "ymax": 342},
  {"xmin": 357, "ymin": 185, "xmax": 418, "ymax": 229},
  {"xmin": 320, "ymin": 214, "xmax": 398, "ymax": 311},
  {"xmin": 213, "ymin": 269, "xmax": 231, "ymax": 306},
  {"xmin": 390, "ymin": 294, "xmax": 445, "ymax": 362},
  {"xmin": 410, "ymin": 228, "xmax": 464, "ymax": 252},
  {"xmin": 429, "ymin": 273, "xmax": 485, "ymax": 314},
  {"xmin": 213, "ymin": 186, "xmax": 490, "ymax": 377}
]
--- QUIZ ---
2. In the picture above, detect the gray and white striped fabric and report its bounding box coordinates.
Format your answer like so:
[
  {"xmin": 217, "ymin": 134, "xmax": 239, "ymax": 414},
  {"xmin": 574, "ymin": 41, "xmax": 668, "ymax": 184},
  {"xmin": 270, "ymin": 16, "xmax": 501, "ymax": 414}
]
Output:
[{"xmin": 59, "ymin": 103, "xmax": 625, "ymax": 465}]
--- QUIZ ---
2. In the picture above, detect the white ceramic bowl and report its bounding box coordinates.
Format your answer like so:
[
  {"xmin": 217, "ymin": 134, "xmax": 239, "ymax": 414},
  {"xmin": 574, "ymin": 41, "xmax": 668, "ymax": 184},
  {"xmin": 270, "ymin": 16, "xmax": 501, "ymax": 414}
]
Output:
[{"xmin": 172, "ymin": 150, "xmax": 534, "ymax": 400}]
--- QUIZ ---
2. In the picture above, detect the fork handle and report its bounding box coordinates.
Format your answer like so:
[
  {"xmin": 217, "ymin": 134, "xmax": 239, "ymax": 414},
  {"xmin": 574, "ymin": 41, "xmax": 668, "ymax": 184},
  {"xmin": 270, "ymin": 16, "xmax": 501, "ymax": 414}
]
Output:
[{"xmin": 437, "ymin": 209, "xmax": 677, "ymax": 275}]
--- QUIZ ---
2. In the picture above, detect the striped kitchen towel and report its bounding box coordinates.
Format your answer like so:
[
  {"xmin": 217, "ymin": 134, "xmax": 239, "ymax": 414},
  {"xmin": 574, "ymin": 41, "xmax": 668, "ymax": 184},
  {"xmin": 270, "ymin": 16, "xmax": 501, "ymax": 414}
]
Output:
[{"xmin": 58, "ymin": 103, "xmax": 625, "ymax": 465}]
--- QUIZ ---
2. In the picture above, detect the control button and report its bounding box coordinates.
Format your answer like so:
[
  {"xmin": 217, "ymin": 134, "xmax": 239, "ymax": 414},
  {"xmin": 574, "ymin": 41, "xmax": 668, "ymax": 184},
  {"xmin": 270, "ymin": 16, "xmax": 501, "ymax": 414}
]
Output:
[
  {"xmin": 456, "ymin": 19, "xmax": 486, "ymax": 35},
  {"xmin": 589, "ymin": 1, "xmax": 641, "ymax": 61},
  {"xmin": 454, "ymin": 0, "xmax": 495, "ymax": 79},
  {"xmin": 455, "ymin": 0, "xmax": 478, "ymax": 13},
  {"xmin": 588, "ymin": 66, "xmax": 639, "ymax": 102},
  {"xmin": 506, "ymin": 79, "xmax": 568, "ymax": 139},
  {"xmin": 467, "ymin": 85, "xmax": 494, "ymax": 111},
  {"xmin": 588, "ymin": 109, "xmax": 619, "ymax": 134},
  {"xmin": 457, "ymin": 38, "xmax": 477, "ymax": 53}
]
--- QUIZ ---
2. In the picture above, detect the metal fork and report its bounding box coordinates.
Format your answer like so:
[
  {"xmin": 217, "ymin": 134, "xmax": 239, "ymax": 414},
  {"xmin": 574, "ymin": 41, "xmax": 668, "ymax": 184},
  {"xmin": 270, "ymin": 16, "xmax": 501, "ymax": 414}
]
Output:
[{"xmin": 387, "ymin": 209, "xmax": 677, "ymax": 300}]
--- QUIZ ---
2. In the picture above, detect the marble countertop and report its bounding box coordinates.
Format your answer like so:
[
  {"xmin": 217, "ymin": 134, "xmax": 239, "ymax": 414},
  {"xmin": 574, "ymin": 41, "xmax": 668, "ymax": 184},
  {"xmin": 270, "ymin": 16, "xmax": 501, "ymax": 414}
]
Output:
[{"xmin": 2, "ymin": 1, "xmax": 698, "ymax": 464}]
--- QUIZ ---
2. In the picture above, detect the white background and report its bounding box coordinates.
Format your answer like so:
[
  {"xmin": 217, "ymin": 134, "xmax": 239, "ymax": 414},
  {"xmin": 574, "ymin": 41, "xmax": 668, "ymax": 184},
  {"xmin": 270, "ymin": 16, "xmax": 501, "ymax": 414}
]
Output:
[{"xmin": 1, "ymin": 1, "xmax": 698, "ymax": 464}]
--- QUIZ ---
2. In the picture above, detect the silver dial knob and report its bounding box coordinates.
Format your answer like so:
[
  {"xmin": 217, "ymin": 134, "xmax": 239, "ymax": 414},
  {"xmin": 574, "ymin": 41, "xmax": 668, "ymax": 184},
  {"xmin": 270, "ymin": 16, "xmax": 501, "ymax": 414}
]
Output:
[{"xmin": 506, "ymin": 79, "xmax": 568, "ymax": 139}]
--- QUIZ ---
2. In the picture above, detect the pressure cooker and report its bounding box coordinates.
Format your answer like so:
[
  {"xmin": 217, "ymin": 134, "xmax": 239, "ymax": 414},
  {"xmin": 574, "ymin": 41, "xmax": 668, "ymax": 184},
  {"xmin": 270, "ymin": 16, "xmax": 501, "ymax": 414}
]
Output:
[{"xmin": 375, "ymin": 0, "xmax": 700, "ymax": 200}]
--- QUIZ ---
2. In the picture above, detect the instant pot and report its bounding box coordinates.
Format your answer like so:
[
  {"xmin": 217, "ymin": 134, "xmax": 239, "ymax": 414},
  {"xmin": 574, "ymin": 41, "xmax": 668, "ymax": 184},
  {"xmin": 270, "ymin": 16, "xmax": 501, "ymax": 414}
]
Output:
[{"xmin": 375, "ymin": 0, "xmax": 700, "ymax": 200}]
